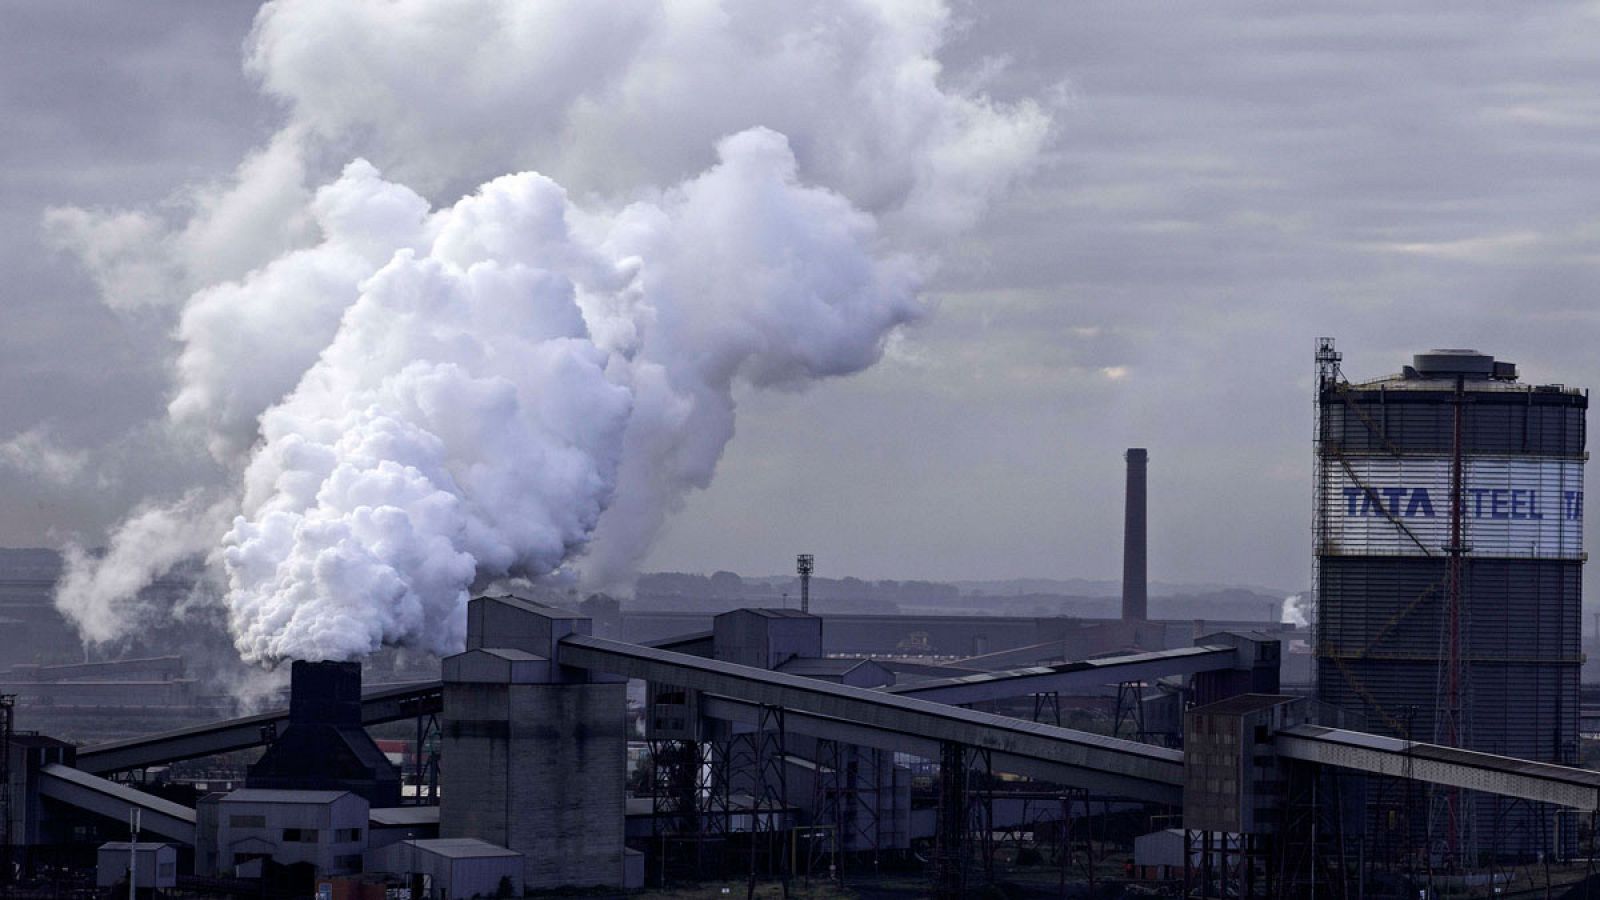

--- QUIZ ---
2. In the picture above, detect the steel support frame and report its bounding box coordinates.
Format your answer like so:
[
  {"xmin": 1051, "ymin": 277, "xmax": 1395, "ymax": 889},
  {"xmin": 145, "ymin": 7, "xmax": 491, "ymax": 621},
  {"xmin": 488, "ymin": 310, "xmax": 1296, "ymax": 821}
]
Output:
[
  {"xmin": 1056, "ymin": 788, "xmax": 1092, "ymax": 895},
  {"xmin": 411, "ymin": 708, "xmax": 441, "ymax": 806},
  {"xmin": 702, "ymin": 738, "xmax": 733, "ymax": 841},
  {"xmin": 1113, "ymin": 679, "xmax": 1147, "ymax": 742},
  {"xmin": 965, "ymin": 746, "xmax": 996, "ymax": 886},
  {"xmin": 1030, "ymin": 691, "xmax": 1061, "ymax": 727},
  {"xmin": 732, "ymin": 704, "xmax": 788, "ymax": 893},
  {"xmin": 849, "ymin": 746, "xmax": 885, "ymax": 871},
  {"xmin": 807, "ymin": 738, "xmax": 844, "ymax": 883},
  {"xmin": 934, "ymin": 740, "xmax": 968, "ymax": 900},
  {"xmin": 647, "ymin": 737, "xmax": 701, "ymax": 883}
]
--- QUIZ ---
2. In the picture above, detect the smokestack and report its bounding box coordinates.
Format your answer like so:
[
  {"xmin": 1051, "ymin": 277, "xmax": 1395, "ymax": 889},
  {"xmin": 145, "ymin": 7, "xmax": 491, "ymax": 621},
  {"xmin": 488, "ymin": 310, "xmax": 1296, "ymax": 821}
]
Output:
[
  {"xmin": 245, "ymin": 660, "xmax": 401, "ymax": 806},
  {"xmin": 1122, "ymin": 448, "xmax": 1148, "ymax": 622}
]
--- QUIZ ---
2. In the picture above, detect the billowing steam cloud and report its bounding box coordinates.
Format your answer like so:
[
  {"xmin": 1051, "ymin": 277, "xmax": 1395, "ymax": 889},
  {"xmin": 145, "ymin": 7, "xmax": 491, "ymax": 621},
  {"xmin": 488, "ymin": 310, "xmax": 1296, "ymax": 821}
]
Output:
[
  {"xmin": 45, "ymin": 0, "xmax": 1049, "ymax": 664},
  {"xmin": 1280, "ymin": 592, "xmax": 1312, "ymax": 627}
]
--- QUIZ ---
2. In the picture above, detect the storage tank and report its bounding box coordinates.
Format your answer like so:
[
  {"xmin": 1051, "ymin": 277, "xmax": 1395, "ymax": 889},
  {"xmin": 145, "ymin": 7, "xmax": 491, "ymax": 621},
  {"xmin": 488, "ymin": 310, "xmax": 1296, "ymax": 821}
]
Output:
[{"xmin": 1314, "ymin": 344, "xmax": 1585, "ymax": 859}]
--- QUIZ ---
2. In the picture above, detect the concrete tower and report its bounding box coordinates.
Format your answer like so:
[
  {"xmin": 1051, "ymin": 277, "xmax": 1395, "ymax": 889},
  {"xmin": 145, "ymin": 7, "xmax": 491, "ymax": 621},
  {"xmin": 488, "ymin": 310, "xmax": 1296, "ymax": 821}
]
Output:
[{"xmin": 439, "ymin": 595, "xmax": 626, "ymax": 890}]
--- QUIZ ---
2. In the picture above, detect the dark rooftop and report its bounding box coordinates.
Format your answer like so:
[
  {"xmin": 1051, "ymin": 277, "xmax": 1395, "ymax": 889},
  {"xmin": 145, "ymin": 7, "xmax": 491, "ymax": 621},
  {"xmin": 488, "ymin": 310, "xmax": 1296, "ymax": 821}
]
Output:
[{"xmin": 1190, "ymin": 693, "xmax": 1300, "ymax": 717}]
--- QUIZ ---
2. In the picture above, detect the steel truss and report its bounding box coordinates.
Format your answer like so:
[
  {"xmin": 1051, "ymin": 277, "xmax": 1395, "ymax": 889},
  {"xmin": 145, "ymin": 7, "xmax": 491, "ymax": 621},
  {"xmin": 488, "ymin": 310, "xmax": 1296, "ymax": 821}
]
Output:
[
  {"xmin": 1030, "ymin": 690, "xmax": 1061, "ymax": 726},
  {"xmin": 1113, "ymin": 679, "xmax": 1147, "ymax": 742},
  {"xmin": 933, "ymin": 741, "xmax": 968, "ymax": 899},
  {"xmin": 647, "ymin": 737, "xmax": 701, "ymax": 884},
  {"xmin": 806, "ymin": 738, "xmax": 844, "ymax": 883},
  {"xmin": 804, "ymin": 738, "xmax": 887, "ymax": 885},
  {"xmin": 411, "ymin": 708, "xmax": 441, "ymax": 805},
  {"xmin": 730, "ymin": 704, "xmax": 787, "ymax": 893},
  {"xmin": 1053, "ymin": 787, "xmax": 1093, "ymax": 896}
]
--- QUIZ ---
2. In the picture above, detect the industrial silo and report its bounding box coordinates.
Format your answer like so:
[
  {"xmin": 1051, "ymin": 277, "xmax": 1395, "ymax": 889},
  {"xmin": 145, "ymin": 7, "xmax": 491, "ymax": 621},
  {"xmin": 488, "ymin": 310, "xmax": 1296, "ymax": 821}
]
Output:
[{"xmin": 1313, "ymin": 341, "xmax": 1586, "ymax": 861}]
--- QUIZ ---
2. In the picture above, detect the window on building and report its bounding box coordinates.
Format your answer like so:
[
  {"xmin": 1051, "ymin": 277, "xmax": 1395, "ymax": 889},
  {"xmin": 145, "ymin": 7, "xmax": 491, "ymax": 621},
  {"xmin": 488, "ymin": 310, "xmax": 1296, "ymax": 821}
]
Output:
[
  {"xmin": 281, "ymin": 828, "xmax": 320, "ymax": 843},
  {"xmin": 335, "ymin": 854, "xmax": 364, "ymax": 872},
  {"xmin": 229, "ymin": 815, "xmax": 267, "ymax": 828},
  {"xmin": 334, "ymin": 828, "xmax": 363, "ymax": 843}
]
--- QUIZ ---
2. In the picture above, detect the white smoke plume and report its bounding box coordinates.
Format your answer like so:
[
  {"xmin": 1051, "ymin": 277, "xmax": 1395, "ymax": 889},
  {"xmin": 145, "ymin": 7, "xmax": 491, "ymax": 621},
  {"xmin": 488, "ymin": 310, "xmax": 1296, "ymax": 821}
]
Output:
[
  {"xmin": 46, "ymin": 0, "xmax": 1050, "ymax": 664},
  {"xmin": 55, "ymin": 492, "xmax": 235, "ymax": 644},
  {"xmin": 1280, "ymin": 591, "xmax": 1312, "ymax": 627}
]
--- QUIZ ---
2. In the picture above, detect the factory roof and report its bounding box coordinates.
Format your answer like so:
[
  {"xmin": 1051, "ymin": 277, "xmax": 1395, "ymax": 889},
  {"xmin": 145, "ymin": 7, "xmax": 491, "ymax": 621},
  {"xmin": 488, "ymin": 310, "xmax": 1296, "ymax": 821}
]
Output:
[
  {"xmin": 11, "ymin": 733, "xmax": 73, "ymax": 749},
  {"xmin": 1197, "ymin": 630, "xmax": 1275, "ymax": 641},
  {"xmin": 223, "ymin": 788, "xmax": 353, "ymax": 804},
  {"xmin": 718, "ymin": 607, "xmax": 816, "ymax": 619},
  {"xmin": 465, "ymin": 647, "xmax": 545, "ymax": 661},
  {"xmin": 645, "ymin": 630, "xmax": 713, "ymax": 650},
  {"xmin": 370, "ymin": 806, "xmax": 441, "ymax": 827},
  {"xmin": 1347, "ymin": 375, "xmax": 1582, "ymax": 396},
  {"xmin": 98, "ymin": 842, "xmax": 172, "ymax": 851},
  {"xmin": 775, "ymin": 657, "xmax": 876, "ymax": 677},
  {"xmin": 394, "ymin": 838, "xmax": 521, "ymax": 859},
  {"xmin": 473, "ymin": 593, "xmax": 585, "ymax": 619},
  {"xmin": 1189, "ymin": 693, "xmax": 1300, "ymax": 717}
]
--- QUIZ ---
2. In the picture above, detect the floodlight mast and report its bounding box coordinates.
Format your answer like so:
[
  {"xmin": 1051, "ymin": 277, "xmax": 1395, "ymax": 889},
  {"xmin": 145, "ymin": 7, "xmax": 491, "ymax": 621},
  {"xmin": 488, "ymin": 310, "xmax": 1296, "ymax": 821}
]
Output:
[{"xmin": 796, "ymin": 554, "xmax": 814, "ymax": 614}]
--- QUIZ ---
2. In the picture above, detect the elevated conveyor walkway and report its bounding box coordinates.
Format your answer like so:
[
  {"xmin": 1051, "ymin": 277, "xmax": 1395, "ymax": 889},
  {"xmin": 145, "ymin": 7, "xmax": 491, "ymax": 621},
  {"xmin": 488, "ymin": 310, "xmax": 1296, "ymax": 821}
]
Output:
[
  {"xmin": 886, "ymin": 645, "xmax": 1237, "ymax": 704},
  {"xmin": 557, "ymin": 633, "xmax": 1185, "ymax": 803},
  {"xmin": 75, "ymin": 681, "xmax": 442, "ymax": 775},
  {"xmin": 1276, "ymin": 724, "xmax": 1600, "ymax": 811},
  {"xmin": 38, "ymin": 764, "xmax": 197, "ymax": 843}
]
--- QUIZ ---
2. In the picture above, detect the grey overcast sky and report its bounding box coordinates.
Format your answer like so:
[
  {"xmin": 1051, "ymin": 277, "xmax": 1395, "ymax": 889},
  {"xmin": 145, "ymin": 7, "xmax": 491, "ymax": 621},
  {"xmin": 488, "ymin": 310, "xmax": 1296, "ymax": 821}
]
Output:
[{"xmin": 5, "ymin": 2, "xmax": 1600, "ymax": 596}]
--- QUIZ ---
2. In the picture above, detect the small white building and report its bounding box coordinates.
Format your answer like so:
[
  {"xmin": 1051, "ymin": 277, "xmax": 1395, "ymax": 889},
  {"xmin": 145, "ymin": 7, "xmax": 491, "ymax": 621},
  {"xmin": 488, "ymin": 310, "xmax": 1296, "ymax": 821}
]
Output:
[
  {"xmin": 214, "ymin": 789, "xmax": 370, "ymax": 877},
  {"xmin": 1133, "ymin": 828, "xmax": 1229, "ymax": 881},
  {"xmin": 369, "ymin": 838, "xmax": 522, "ymax": 900},
  {"xmin": 96, "ymin": 842, "xmax": 177, "ymax": 889}
]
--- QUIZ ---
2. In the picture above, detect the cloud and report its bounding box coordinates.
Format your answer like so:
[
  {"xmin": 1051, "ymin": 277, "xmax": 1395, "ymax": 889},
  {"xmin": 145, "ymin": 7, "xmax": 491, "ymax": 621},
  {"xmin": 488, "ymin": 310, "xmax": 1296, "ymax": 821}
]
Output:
[{"xmin": 0, "ymin": 426, "xmax": 91, "ymax": 486}]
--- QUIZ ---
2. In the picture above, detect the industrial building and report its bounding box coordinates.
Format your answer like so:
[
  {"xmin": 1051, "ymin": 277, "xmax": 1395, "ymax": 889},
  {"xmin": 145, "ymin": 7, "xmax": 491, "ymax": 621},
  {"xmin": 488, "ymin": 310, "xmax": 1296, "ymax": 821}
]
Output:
[
  {"xmin": 0, "ymin": 588, "xmax": 1594, "ymax": 897},
  {"xmin": 0, "ymin": 344, "xmax": 1591, "ymax": 897},
  {"xmin": 1314, "ymin": 342, "xmax": 1587, "ymax": 860}
]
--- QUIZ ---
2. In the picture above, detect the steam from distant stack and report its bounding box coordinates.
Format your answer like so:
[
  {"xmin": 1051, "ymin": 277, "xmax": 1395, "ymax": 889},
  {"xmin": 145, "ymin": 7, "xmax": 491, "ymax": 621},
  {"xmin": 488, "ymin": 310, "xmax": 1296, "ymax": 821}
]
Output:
[
  {"xmin": 1121, "ymin": 448, "xmax": 1148, "ymax": 622},
  {"xmin": 43, "ymin": 0, "xmax": 1051, "ymax": 665}
]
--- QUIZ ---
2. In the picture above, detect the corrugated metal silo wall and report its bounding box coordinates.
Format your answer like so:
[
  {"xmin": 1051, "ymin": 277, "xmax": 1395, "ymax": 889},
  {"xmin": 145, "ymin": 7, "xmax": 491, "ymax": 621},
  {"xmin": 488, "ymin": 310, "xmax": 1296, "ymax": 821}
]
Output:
[{"xmin": 1315, "ymin": 382, "xmax": 1586, "ymax": 859}]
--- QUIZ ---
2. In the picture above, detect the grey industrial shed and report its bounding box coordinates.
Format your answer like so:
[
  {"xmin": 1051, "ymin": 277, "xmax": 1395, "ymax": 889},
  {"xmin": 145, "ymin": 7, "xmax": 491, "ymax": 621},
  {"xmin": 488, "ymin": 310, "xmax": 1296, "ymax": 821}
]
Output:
[
  {"xmin": 370, "ymin": 838, "xmax": 522, "ymax": 899},
  {"xmin": 96, "ymin": 842, "xmax": 178, "ymax": 889}
]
